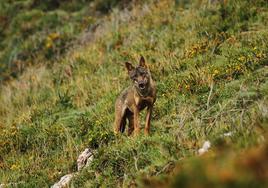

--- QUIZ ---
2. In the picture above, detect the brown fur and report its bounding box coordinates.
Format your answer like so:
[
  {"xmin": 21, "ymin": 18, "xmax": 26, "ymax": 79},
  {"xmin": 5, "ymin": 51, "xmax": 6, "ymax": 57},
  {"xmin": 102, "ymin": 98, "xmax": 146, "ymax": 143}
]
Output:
[{"xmin": 114, "ymin": 56, "xmax": 156, "ymax": 136}]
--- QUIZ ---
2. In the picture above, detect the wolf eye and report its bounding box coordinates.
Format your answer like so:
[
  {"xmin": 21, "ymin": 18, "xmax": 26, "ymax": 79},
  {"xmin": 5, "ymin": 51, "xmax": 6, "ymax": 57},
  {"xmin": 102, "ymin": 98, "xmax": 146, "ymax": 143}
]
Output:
[
  {"xmin": 130, "ymin": 73, "xmax": 136, "ymax": 79},
  {"xmin": 141, "ymin": 72, "xmax": 147, "ymax": 77}
]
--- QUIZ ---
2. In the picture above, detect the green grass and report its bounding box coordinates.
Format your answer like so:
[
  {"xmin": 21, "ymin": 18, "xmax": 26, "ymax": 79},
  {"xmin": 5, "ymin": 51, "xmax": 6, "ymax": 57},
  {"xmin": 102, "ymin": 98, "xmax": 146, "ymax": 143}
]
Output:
[
  {"xmin": 0, "ymin": 0, "xmax": 268, "ymax": 187},
  {"xmin": 0, "ymin": 0, "xmax": 137, "ymax": 81}
]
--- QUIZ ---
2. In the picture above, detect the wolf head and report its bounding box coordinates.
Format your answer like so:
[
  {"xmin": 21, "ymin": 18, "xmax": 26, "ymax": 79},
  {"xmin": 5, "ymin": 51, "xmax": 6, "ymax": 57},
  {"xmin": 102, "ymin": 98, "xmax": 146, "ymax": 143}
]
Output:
[{"xmin": 125, "ymin": 56, "xmax": 152, "ymax": 95}]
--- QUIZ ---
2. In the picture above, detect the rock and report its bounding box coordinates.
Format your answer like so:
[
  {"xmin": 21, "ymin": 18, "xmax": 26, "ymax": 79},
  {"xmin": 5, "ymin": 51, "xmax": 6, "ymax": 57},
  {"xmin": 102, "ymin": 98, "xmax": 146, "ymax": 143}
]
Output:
[
  {"xmin": 77, "ymin": 148, "xmax": 94, "ymax": 171},
  {"xmin": 223, "ymin": 132, "xmax": 233, "ymax": 137},
  {"xmin": 51, "ymin": 174, "xmax": 74, "ymax": 188},
  {"xmin": 0, "ymin": 181, "xmax": 25, "ymax": 187},
  {"xmin": 198, "ymin": 141, "xmax": 211, "ymax": 155},
  {"xmin": 51, "ymin": 148, "xmax": 94, "ymax": 187}
]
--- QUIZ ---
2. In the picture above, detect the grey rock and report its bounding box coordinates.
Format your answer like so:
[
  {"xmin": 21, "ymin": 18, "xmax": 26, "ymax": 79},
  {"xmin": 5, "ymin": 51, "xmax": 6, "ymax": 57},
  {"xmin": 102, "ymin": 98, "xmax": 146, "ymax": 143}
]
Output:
[
  {"xmin": 77, "ymin": 148, "xmax": 94, "ymax": 171},
  {"xmin": 51, "ymin": 174, "xmax": 74, "ymax": 188}
]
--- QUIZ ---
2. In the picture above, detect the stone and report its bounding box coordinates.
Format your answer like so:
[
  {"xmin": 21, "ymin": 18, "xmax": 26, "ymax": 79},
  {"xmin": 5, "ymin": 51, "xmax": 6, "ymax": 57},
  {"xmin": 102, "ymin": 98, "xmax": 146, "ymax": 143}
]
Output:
[
  {"xmin": 51, "ymin": 174, "xmax": 74, "ymax": 188},
  {"xmin": 77, "ymin": 148, "xmax": 94, "ymax": 171},
  {"xmin": 198, "ymin": 141, "xmax": 211, "ymax": 155}
]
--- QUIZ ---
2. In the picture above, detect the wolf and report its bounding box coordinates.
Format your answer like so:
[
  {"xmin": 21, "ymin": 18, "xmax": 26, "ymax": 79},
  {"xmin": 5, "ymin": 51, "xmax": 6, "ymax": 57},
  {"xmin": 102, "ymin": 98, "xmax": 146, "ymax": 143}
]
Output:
[{"xmin": 114, "ymin": 56, "xmax": 156, "ymax": 136}]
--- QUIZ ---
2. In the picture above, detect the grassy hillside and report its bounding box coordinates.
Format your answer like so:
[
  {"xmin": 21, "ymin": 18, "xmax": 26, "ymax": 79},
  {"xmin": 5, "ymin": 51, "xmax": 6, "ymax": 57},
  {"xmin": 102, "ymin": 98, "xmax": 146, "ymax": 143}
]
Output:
[
  {"xmin": 0, "ymin": 0, "xmax": 268, "ymax": 187},
  {"xmin": 0, "ymin": 0, "xmax": 135, "ymax": 81}
]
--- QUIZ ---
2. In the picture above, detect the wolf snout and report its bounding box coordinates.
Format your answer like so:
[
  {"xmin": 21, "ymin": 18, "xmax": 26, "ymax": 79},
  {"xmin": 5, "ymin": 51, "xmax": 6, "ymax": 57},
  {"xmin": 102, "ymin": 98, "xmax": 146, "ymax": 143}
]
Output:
[{"xmin": 138, "ymin": 83, "xmax": 145, "ymax": 89}]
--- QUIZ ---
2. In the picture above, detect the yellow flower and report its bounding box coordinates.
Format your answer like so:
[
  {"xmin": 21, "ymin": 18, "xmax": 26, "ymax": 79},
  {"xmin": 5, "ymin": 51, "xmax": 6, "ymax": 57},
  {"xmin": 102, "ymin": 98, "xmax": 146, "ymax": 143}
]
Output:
[
  {"xmin": 95, "ymin": 120, "xmax": 101, "ymax": 125},
  {"xmin": 10, "ymin": 164, "xmax": 20, "ymax": 170},
  {"xmin": 212, "ymin": 69, "xmax": 219, "ymax": 77},
  {"xmin": 213, "ymin": 69, "xmax": 219, "ymax": 75},
  {"xmin": 235, "ymin": 65, "xmax": 241, "ymax": 70},
  {"xmin": 49, "ymin": 32, "xmax": 60, "ymax": 40},
  {"xmin": 46, "ymin": 40, "xmax": 53, "ymax": 49},
  {"xmin": 256, "ymin": 53, "xmax": 263, "ymax": 58},
  {"xmin": 238, "ymin": 56, "xmax": 246, "ymax": 61}
]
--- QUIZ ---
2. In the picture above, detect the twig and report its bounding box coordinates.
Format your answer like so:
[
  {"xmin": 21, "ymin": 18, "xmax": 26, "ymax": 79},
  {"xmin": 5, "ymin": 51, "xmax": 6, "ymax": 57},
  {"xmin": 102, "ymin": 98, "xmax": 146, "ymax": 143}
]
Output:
[
  {"xmin": 134, "ymin": 156, "xmax": 139, "ymax": 171},
  {"xmin": 206, "ymin": 82, "xmax": 214, "ymax": 110},
  {"xmin": 156, "ymin": 161, "xmax": 175, "ymax": 176}
]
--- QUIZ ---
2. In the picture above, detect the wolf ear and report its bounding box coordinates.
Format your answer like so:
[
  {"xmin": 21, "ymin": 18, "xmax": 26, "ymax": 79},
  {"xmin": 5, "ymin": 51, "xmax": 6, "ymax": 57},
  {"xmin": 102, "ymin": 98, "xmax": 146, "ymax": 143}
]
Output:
[
  {"xmin": 125, "ymin": 62, "xmax": 134, "ymax": 72},
  {"xmin": 139, "ymin": 56, "xmax": 147, "ymax": 68}
]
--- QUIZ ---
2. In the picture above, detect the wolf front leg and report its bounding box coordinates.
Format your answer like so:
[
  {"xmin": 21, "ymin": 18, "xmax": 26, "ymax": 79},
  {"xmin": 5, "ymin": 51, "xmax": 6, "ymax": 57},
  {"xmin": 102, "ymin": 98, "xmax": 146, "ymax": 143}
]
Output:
[
  {"xmin": 133, "ymin": 107, "xmax": 140, "ymax": 136},
  {"xmin": 144, "ymin": 105, "xmax": 153, "ymax": 136}
]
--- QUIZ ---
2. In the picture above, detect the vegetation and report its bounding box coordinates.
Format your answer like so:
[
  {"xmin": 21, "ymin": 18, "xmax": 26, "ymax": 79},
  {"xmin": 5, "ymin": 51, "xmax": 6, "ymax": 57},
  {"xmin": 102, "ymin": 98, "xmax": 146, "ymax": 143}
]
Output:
[
  {"xmin": 0, "ymin": 0, "xmax": 267, "ymax": 187},
  {"xmin": 0, "ymin": 0, "xmax": 135, "ymax": 81}
]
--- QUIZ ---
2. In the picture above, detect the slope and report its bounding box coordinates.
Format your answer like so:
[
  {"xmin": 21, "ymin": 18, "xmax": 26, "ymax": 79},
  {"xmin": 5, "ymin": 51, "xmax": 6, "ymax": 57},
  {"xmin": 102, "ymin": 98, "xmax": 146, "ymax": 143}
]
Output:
[{"xmin": 0, "ymin": 0, "xmax": 267, "ymax": 187}]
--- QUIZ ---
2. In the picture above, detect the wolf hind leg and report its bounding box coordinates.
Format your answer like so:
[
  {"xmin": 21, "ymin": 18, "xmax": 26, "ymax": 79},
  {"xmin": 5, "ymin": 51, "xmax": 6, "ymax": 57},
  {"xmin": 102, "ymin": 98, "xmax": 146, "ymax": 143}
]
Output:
[
  {"xmin": 127, "ymin": 114, "xmax": 134, "ymax": 136},
  {"xmin": 114, "ymin": 102, "xmax": 127, "ymax": 134},
  {"xmin": 120, "ymin": 114, "xmax": 127, "ymax": 133}
]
